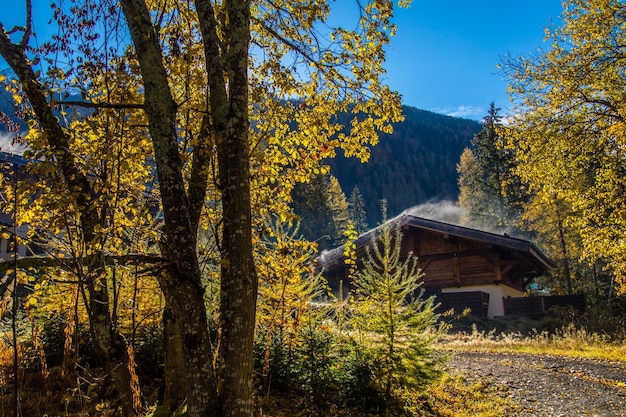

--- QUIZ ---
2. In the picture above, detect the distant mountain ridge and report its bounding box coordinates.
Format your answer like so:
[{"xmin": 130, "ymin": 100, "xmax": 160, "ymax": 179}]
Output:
[{"xmin": 327, "ymin": 106, "xmax": 482, "ymax": 225}]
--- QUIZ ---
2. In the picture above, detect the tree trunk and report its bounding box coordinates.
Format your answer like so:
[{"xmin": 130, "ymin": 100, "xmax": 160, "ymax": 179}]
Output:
[
  {"xmin": 162, "ymin": 304, "xmax": 188, "ymax": 411},
  {"xmin": 119, "ymin": 1, "xmax": 219, "ymax": 415},
  {"xmin": 85, "ymin": 275, "xmax": 137, "ymax": 416},
  {"xmin": 193, "ymin": 0, "xmax": 258, "ymax": 414},
  {"xmin": 158, "ymin": 276, "xmax": 219, "ymax": 415},
  {"xmin": 217, "ymin": 1, "xmax": 258, "ymax": 415},
  {"xmin": 555, "ymin": 201, "xmax": 573, "ymax": 295}
]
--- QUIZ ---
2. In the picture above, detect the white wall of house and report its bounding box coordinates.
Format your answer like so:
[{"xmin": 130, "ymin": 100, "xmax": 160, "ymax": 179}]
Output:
[{"xmin": 442, "ymin": 284, "xmax": 524, "ymax": 318}]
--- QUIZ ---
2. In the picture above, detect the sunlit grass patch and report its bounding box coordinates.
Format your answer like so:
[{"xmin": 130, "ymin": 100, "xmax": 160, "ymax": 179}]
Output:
[
  {"xmin": 421, "ymin": 373, "xmax": 519, "ymax": 417},
  {"xmin": 438, "ymin": 322, "xmax": 626, "ymax": 363}
]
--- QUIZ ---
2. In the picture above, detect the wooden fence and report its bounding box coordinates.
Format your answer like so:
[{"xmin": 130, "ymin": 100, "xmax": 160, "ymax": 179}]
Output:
[{"xmin": 503, "ymin": 294, "xmax": 586, "ymax": 318}]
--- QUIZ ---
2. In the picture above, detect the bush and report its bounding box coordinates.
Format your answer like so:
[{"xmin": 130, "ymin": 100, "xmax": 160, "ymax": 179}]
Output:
[
  {"xmin": 335, "ymin": 341, "xmax": 386, "ymax": 411},
  {"xmin": 291, "ymin": 319, "xmax": 340, "ymax": 404},
  {"xmin": 133, "ymin": 324, "xmax": 164, "ymax": 382}
]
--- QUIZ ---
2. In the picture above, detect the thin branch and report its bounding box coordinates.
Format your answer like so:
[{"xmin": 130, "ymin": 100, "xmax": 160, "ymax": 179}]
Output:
[
  {"xmin": 3, "ymin": 0, "xmax": 33, "ymax": 48},
  {"xmin": 578, "ymin": 91, "xmax": 625, "ymax": 123},
  {"xmin": 55, "ymin": 100, "xmax": 145, "ymax": 110},
  {"xmin": 253, "ymin": 16, "xmax": 320, "ymax": 67},
  {"xmin": 0, "ymin": 253, "xmax": 168, "ymax": 273},
  {"xmin": 20, "ymin": 0, "xmax": 33, "ymax": 48}
]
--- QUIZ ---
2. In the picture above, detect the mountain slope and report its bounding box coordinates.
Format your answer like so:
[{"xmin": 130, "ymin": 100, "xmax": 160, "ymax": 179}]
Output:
[{"xmin": 326, "ymin": 106, "xmax": 482, "ymax": 225}]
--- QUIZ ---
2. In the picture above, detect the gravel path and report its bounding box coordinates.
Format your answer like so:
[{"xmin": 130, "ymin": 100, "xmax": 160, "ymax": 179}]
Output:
[{"xmin": 447, "ymin": 351, "xmax": 626, "ymax": 417}]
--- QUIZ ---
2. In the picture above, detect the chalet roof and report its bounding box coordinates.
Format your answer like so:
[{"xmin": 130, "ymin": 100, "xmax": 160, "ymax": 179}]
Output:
[{"xmin": 318, "ymin": 213, "xmax": 554, "ymax": 273}]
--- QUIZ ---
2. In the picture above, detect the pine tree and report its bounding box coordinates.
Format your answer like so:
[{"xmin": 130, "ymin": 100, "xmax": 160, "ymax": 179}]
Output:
[
  {"xmin": 292, "ymin": 173, "xmax": 349, "ymax": 250},
  {"xmin": 327, "ymin": 176, "xmax": 350, "ymax": 245},
  {"xmin": 348, "ymin": 185, "xmax": 369, "ymax": 235},
  {"xmin": 351, "ymin": 202, "xmax": 443, "ymax": 400},
  {"xmin": 458, "ymin": 103, "xmax": 526, "ymax": 231},
  {"xmin": 457, "ymin": 147, "xmax": 491, "ymax": 227}
]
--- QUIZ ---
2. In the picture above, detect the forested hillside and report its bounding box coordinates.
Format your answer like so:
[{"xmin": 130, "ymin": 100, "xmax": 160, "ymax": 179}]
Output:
[{"xmin": 326, "ymin": 106, "xmax": 481, "ymax": 225}]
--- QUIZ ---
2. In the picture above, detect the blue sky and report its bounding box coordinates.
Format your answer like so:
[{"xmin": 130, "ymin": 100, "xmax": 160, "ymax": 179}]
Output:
[
  {"xmin": 384, "ymin": 1, "xmax": 563, "ymax": 120},
  {"xmin": 2, "ymin": 1, "xmax": 562, "ymax": 122}
]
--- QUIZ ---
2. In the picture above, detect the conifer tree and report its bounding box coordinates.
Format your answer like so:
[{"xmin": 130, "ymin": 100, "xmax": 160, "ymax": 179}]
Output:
[
  {"xmin": 458, "ymin": 103, "xmax": 525, "ymax": 232},
  {"xmin": 348, "ymin": 185, "xmax": 369, "ymax": 234},
  {"xmin": 292, "ymin": 173, "xmax": 349, "ymax": 250},
  {"xmin": 351, "ymin": 202, "xmax": 443, "ymax": 400},
  {"xmin": 457, "ymin": 147, "xmax": 491, "ymax": 226}
]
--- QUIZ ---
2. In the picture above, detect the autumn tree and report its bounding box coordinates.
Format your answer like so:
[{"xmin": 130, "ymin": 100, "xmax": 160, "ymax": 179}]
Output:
[
  {"xmin": 503, "ymin": 0, "xmax": 626, "ymax": 297},
  {"xmin": 1, "ymin": 0, "xmax": 408, "ymax": 416},
  {"xmin": 0, "ymin": 5, "xmax": 156, "ymax": 413},
  {"xmin": 520, "ymin": 190, "xmax": 579, "ymax": 295}
]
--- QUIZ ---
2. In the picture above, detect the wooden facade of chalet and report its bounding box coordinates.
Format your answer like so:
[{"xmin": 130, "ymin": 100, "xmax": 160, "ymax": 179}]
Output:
[{"xmin": 318, "ymin": 214, "xmax": 554, "ymax": 318}]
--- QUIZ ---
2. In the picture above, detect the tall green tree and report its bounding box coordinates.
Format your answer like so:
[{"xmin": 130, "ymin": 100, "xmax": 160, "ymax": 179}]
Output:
[
  {"xmin": 503, "ymin": 0, "xmax": 626, "ymax": 297},
  {"xmin": 292, "ymin": 173, "xmax": 349, "ymax": 251},
  {"xmin": 457, "ymin": 147, "xmax": 491, "ymax": 227},
  {"xmin": 0, "ymin": 0, "xmax": 408, "ymax": 415},
  {"xmin": 457, "ymin": 103, "xmax": 525, "ymax": 232},
  {"xmin": 348, "ymin": 185, "xmax": 369, "ymax": 235}
]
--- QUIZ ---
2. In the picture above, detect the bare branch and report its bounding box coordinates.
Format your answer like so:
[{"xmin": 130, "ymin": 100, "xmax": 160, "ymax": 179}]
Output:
[
  {"xmin": 56, "ymin": 100, "xmax": 145, "ymax": 110},
  {"xmin": 0, "ymin": 253, "xmax": 168, "ymax": 274},
  {"xmin": 20, "ymin": 0, "xmax": 33, "ymax": 48}
]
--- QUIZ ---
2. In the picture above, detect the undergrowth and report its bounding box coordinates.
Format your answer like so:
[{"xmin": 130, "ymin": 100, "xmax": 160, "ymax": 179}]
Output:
[
  {"xmin": 257, "ymin": 372, "xmax": 518, "ymax": 417},
  {"xmin": 2, "ymin": 313, "xmax": 625, "ymax": 416}
]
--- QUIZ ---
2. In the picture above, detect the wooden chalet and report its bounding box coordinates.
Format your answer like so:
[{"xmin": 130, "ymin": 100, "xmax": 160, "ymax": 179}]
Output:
[{"xmin": 318, "ymin": 214, "xmax": 554, "ymax": 318}]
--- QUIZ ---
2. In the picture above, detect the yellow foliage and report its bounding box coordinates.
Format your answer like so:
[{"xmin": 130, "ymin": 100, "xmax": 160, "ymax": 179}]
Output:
[
  {"xmin": 1, "ymin": 1, "xmax": 410, "ymax": 411},
  {"xmin": 505, "ymin": 0, "xmax": 626, "ymax": 296}
]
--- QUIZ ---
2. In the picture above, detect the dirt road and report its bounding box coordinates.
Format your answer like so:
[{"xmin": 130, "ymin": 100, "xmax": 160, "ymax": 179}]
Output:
[{"xmin": 447, "ymin": 351, "xmax": 626, "ymax": 416}]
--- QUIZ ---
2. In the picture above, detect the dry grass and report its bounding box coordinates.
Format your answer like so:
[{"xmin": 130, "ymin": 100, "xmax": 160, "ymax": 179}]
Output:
[
  {"xmin": 422, "ymin": 374, "xmax": 518, "ymax": 417},
  {"xmin": 438, "ymin": 322, "xmax": 626, "ymax": 363}
]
